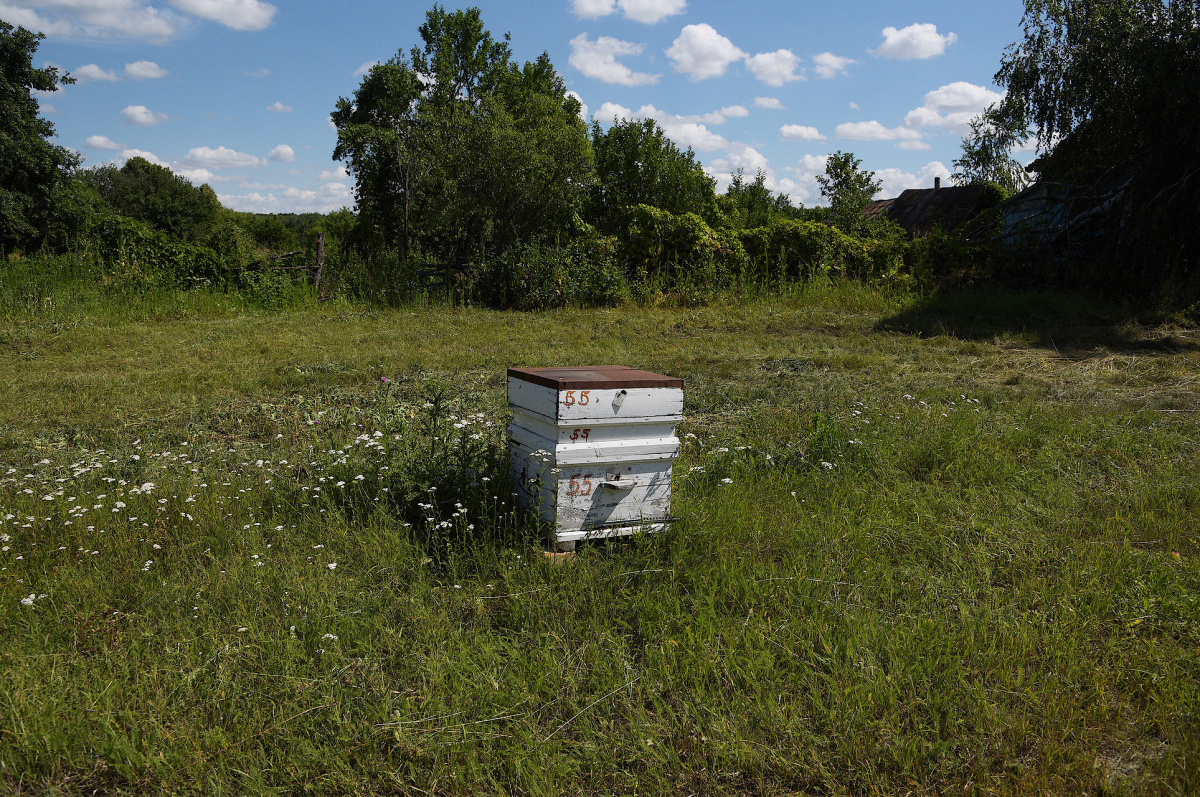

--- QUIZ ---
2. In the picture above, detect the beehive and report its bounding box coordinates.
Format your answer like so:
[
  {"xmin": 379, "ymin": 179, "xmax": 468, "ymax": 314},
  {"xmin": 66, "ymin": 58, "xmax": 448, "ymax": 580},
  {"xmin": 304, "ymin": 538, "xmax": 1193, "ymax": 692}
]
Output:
[{"xmin": 507, "ymin": 366, "xmax": 683, "ymax": 549}]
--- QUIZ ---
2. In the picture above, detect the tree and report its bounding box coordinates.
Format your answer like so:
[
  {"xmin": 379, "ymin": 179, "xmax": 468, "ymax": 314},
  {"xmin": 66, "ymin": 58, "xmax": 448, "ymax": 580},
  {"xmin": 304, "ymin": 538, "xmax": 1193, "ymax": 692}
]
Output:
[
  {"xmin": 587, "ymin": 118, "xmax": 716, "ymax": 233},
  {"xmin": 82, "ymin": 157, "xmax": 223, "ymax": 243},
  {"xmin": 0, "ymin": 21, "xmax": 79, "ymax": 254},
  {"xmin": 952, "ymin": 103, "xmax": 1031, "ymax": 196},
  {"xmin": 332, "ymin": 5, "xmax": 593, "ymax": 268},
  {"xmin": 816, "ymin": 151, "xmax": 883, "ymax": 237},
  {"xmin": 718, "ymin": 168, "xmax": 798, "ymax": 230},
  {"xmin": 994, "ymin": 0, "xmax": 1200, "ymax": 285}
]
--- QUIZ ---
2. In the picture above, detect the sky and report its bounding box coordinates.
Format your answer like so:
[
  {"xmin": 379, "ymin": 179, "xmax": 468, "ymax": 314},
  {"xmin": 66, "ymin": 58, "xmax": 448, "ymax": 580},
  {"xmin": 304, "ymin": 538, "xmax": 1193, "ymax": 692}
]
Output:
[{"xmin": 5, "ymin": 0, "xmax": 1034, "ymax": 214}]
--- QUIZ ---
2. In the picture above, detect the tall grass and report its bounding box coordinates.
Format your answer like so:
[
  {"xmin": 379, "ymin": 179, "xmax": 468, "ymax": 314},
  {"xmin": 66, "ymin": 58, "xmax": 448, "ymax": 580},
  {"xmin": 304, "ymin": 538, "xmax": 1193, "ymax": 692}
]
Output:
[{"xmin": 0, "ymin": 274, "xmax": 1197, "ymax": 795}]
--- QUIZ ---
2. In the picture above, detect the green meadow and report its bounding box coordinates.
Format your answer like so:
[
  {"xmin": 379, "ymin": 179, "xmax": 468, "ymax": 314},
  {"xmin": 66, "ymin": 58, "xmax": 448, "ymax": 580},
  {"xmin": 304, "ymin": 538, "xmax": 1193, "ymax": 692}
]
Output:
[{"xmin": 1, "ymin": 276, "xmax": 1198, "ymax": 795}]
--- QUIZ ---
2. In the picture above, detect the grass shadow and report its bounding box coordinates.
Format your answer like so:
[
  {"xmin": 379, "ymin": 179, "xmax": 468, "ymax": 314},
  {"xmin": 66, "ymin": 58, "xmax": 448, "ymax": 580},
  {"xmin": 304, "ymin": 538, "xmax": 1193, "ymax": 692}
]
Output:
[{"xmin": 876, "ymin": 288, "xmax": 1200, "ymax": 358}]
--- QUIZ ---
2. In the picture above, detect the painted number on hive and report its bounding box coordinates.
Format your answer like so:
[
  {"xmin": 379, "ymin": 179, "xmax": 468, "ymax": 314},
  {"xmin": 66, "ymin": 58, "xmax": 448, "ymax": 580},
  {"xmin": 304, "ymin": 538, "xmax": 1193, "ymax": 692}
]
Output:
[
  {"xmin": 566, "ymin": 473, "xmax": 593, "ymax": 497},
  {"xmin": 569, "ymin": 428, "xmax": 592, "ymax": 442},
  {"xmin": 562, "ymin": 390, "xmax": 590, "ymax": 406}
]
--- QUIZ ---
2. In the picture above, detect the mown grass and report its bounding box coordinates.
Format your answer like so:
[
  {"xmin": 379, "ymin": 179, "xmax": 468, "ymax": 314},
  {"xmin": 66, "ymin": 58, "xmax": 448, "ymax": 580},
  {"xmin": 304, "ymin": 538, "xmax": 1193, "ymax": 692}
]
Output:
[{"xmin": 1, "ymin": 272, "xmax": 1198, "ymax": 795}]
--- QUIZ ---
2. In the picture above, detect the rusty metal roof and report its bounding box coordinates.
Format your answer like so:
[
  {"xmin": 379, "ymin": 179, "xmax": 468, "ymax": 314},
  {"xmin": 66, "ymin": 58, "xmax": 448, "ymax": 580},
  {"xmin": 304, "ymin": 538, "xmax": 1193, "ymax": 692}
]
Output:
[{"xmin": 862, "ymin": 198, "xmax": 896, "ymax": 221}]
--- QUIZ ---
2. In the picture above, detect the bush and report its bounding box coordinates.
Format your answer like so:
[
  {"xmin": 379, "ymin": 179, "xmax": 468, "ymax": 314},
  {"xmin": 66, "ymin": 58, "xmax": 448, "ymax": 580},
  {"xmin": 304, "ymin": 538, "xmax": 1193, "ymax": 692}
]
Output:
[{"xmin": 468, "ymin": 239, "xmax": 627, "ymax": 310}]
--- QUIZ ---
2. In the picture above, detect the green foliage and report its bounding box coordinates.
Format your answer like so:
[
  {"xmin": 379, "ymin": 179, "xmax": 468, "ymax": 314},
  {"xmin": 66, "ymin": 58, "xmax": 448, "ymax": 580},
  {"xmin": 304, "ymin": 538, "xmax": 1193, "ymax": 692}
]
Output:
[
  {"xmin": 332, "ymin": 5, "xmax": 593, "ymax": 272},
  {"xmin": 717, "ymin": 168, "xmax": 803, "ymax": 230},
  {"xmin": 623, "ymin": 204, "xmax": 746, "ymax": 288},
  {"xmin": 81, "ymin": 157, "xmax": 224, "ymax": 244},
  {"xmin": 995, "ymin": 0, "xmax": 1200, "ymax": 294},
  {"xmin": 952, "ymin": 103, "xmax": 1031, "ymax": 196},
  {"xmin": 738, "ymin": 218, "xmax": 906, "ymax": 284},
  {"xmin": 0, "ymin": 22, "xmax": 80, "ymax": 255},
  {"xmin": 587, "ymin": 118, "xmax": 717, "ymax": 233},
  {"xmin": 469, "ymin": 238, "xmax": 626, "ymax": 310},
  {"xmin": 816, "ymin": 151, "xmax": 885, "ymax": 238}
]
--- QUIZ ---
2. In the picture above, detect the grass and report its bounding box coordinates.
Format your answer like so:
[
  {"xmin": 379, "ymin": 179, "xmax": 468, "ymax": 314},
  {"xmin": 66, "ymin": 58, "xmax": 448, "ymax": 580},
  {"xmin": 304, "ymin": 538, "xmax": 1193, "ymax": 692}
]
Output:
[{"xmin": 0, "ymin": 272, "xmax": 1198, "ymax": 795}]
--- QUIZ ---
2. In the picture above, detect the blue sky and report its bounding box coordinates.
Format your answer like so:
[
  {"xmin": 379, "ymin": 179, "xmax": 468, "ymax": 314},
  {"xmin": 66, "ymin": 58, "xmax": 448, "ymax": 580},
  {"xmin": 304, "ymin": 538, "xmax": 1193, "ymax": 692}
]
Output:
[{"xmin": 7, "ymin": 0, "xmax": 1032, "ymax": 214}]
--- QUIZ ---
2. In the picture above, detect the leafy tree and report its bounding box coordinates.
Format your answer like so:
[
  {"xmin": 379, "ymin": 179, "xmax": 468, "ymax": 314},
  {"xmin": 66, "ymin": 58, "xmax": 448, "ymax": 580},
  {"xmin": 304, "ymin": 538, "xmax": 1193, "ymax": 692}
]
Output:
[
  {"xmin": 332, "ymin": 5, "xmax": 593, "ymax": 268},
  {"xmin": 718, "ymin": 168, "xmax": 798, "ymax": 230},
  {"xmin": 994, "ymin": 0, "xmax": 1200, "ymax": 287},
  {"xmin": 816, "ymin": 151, "xmax": 883, "ymax": 238},
  {"xmin": 587, "ymin": 118, "xmax": 716, "ymax": 233},
  {"xmin": 0, "ymin": 22, "xmax": 79, "ymax": 254},
  {"xmin": 952, "ymin": 103, "xmax": 1031, "ymax": 197},
  {"xmin": 82, "ymin": 157, "xmax": 223, "ymax": 243}
]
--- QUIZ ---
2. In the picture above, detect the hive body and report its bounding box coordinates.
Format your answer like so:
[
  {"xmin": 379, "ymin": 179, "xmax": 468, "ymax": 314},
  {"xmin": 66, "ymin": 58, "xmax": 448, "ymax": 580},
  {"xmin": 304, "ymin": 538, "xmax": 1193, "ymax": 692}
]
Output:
[{"xmin": 507, "ymin": 367, "xmax": 683, "ymax": 545}]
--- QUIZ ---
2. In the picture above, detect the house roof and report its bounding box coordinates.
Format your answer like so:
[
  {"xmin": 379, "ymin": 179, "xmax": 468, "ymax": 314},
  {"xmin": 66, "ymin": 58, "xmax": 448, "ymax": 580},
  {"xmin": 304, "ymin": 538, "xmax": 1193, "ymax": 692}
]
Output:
[{"xmin": 870, "ymin": 184, "xmax": 991, "ymax": 235}]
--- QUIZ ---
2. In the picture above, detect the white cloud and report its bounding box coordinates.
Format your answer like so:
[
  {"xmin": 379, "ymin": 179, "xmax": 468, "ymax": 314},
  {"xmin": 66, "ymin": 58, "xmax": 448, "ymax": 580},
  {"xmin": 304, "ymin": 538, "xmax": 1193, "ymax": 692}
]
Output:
[
  {"xmin": 117, "ymin": 148, "xmax": 167, "ymax": 167},
  {"xmin": 219, "ymin": 182, "xmax": 352, "ymax": 214},
  {"xmin": 811, "ymin": 52, "xmax": 856, "ymax": 79},
  {"xmin": 719, "ymin": 105, "xmax": 748, "ymax": 119},
  {"xmin": 318, "ymin": 166, "xmax": 350, "ymax": 181},
  {"xmin": 872, "ymin": 23, "xmax": 957, "ymax": 60},
  {"xmin": 181, "ymin": 145, "xmax": 263, "ymax": 169},
  {"xmin": 268, "ymin": 144, "xmax": 295, "ymax": 163},
  {"xmin": 903, "ymin": 81, "xmax": 1005, "ymax": 135},
  {"xmin": 38, "ymin": 102, "xmax": 58, "ymax": 113},
  {"xmin": 5, "ymin": 2, "xmax": 178, "ymax": 40},
  {"xmin": 617, "ymin": 0, "xmax": 685, "ymax": 24},
  {"xmin": 175, "ymin": 167, "xmax": 214, "ymax": 184},
  {"xmin": 782, "ymin": 153, "xmax": 832, "ymax": 205},
  {"xmin": 86, "ymin": 134, "xmax": 123, "ymax": 149},
  {"xmin": 592, "ymin": 102, "xmax": 728, "ymax": 151},
  {"xmin": 353, "ymin": 61, "xmax": 378, "ymax": 77},
  {"xmin": 744, "ymin": 49, "xmax": 802, "ymax": 87},
  {"xmin": 708, "ymin": 142, "xmax": 768, "ymax": 176},
  {"xmin": 569, "ymin": 33, "xmax": 660, "ymax": 86},
  {"xmin": 0, "ymin": 5, "xmax": 74, "ymax": 35},
  {"xmin": 168, "ymin": 0, "xmax": 275, "ymax": 31},
  {"xmin": 122, "ymin": 104, "xmax": 169, "ymax": 126},
  {"xmin": 244, "ymin": 67, "xmax": 270, "ymax": 77},
  {"xmin": 897, "ymin": 140, "xmax": 932, "ymax": 150},
  {"xmin": 835, "ymin": 120, "xmax": 922, "ymax": 142},
  {"xmin": 780, "ymin": 124, "xmax": 825, "ymax": 142},
  {"xmin": 754, "ymin": 96, "xmax": 784, "ymax": 110},
  {"xmin": 267, "ymin": 101, "xmax": 292, "ymax": 112},
  {"xmin": 849, "ymin": 102, "xmax": 859, "ymax": 109},
  {"xmin": 124, "ymin": 60, "xmax": 166, "ymax": 79},
  {"xmin": 566, "ymin": 90, "xmax": 588, "ymax": 121},
  {"xmin": 666, "ymin": 23, "xmax": 746, "ymax": 81},
  {"xmin": 570, "ymin": 0, "xmax": 614, "ymax": 18},
  {"xmin": 875, "ymin": 161, "xmax": 951, "ymax": 197},
  {"xmin": 75, "ymin": 63, "xmax": 119, "ymax": 82}
]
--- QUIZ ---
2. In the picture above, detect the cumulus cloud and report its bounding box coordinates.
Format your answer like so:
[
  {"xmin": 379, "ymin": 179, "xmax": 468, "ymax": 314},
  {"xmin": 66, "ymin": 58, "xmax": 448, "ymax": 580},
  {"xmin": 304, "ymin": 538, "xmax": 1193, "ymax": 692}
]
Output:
[
  {"xmin": 122, "ymin": 104, "xmax": 169, "ymax": 126},
  {"xmin": 618, "ymin": 0, "xmax": 686, "ymax": 24},
  {"xmin": 181, "ymin": 145, "xmax": 263, "ymax": 169},
  {"xmin": 168, "ymin": 0, "xmax": 276, "ymax": 31},
  {"xmin": 4, "ymin": 2, "xmax": 177, "ymax": 40},
  {"xmin": 268, "ymin": 144, "xmax": 294, "ymax": 162},
  {"xmin": 875, "ymin": 161, "xmax": 951, "ymax": 197},
  {"xmin": 566, "ymin": 90, "xmax": 588, "ymax": 121},
  {"xmin": 782, "ymin": 153, "xmax": 833, "ymax": 204},
  {"xmin": 267, "ymin": 101, "xmax": 292, "ymax": 112},
  {"xmin": 570, "ymin": 0, "xmax": 615, "ymax": 17},
  {"xmin": 175, "ymin": 167, "xmax": 214, "ymax": 184},
  {"xmin": 86, "ymin": 134, "xmax": 123, "ymax": 149},
  {"xmin": 666, "ymin": 23, "xmax": 746, "ymax": 81},
  {"xmin": 353, "ymin": 60, "xmax": 378, "ymax": 77},
  {"xmin": 780, "ymin": 124, "xmax": 825, "ymax": 142},
  {"xmin": 812, "ymin": 52, "xmax": 856, "ymax": 79},
  {"xmin": 75, "ymin": 63, "xmax": 119, "ymax": 82},
  {"xmin": 117, "ymin": 148, "xmax": 167, "ymax": 166},
  {"xmin": 591, "ymin": 102, "xmax": 728, "ymax": 151},
  {"xmin": 125, "ymin": 60, "xmax": 166, "ymax": 79},
  {"xmin": 219, "ymin": 182, "xmax": 352, "ymax": 214},
  {"xmin": 897, "ymin": 139, "xmax": 933, "ymax": 150},
  {"xmin": 754, "ymin": 96, "xmax": 784, "ymax": 110},
  {"xmin": 571, "ymin": 0, "xmax": 685, "ymax": 23},
  {"xmin": 872, "ymin": 23, "xmax": 957, "ymax": 60},
  {"xmin": 744, "ymin": 49, "xmax": 802, "ymax": 87},
  {"xmin": 318, "ymin": 166, "xmax": 350, "ymax": 181},
  {"xmin": 569, "ymin": 33, "xmax": 660, "ymax": 86},
  {"xmin": 835, "ymin": 120, "xmax": 922, "ymax": 142},
  {"xmin": 903, "ymin": 81, "xmax": 1005, "ymax": 135}
]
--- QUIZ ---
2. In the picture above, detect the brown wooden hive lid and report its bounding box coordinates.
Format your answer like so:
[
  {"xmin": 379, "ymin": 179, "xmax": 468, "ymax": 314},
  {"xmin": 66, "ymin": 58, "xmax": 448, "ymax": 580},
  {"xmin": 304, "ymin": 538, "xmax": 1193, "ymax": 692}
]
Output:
[{"xmin": 508, "ymin": 366, "xmax": 683, "ymax": 391}]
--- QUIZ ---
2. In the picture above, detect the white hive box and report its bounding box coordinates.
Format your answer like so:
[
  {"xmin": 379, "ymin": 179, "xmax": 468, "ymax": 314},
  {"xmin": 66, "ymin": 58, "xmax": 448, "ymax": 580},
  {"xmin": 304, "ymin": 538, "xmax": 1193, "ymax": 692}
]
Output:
[{"xmin": 508, "ymin": 366, "xmax": 683, "ymax": 548}]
